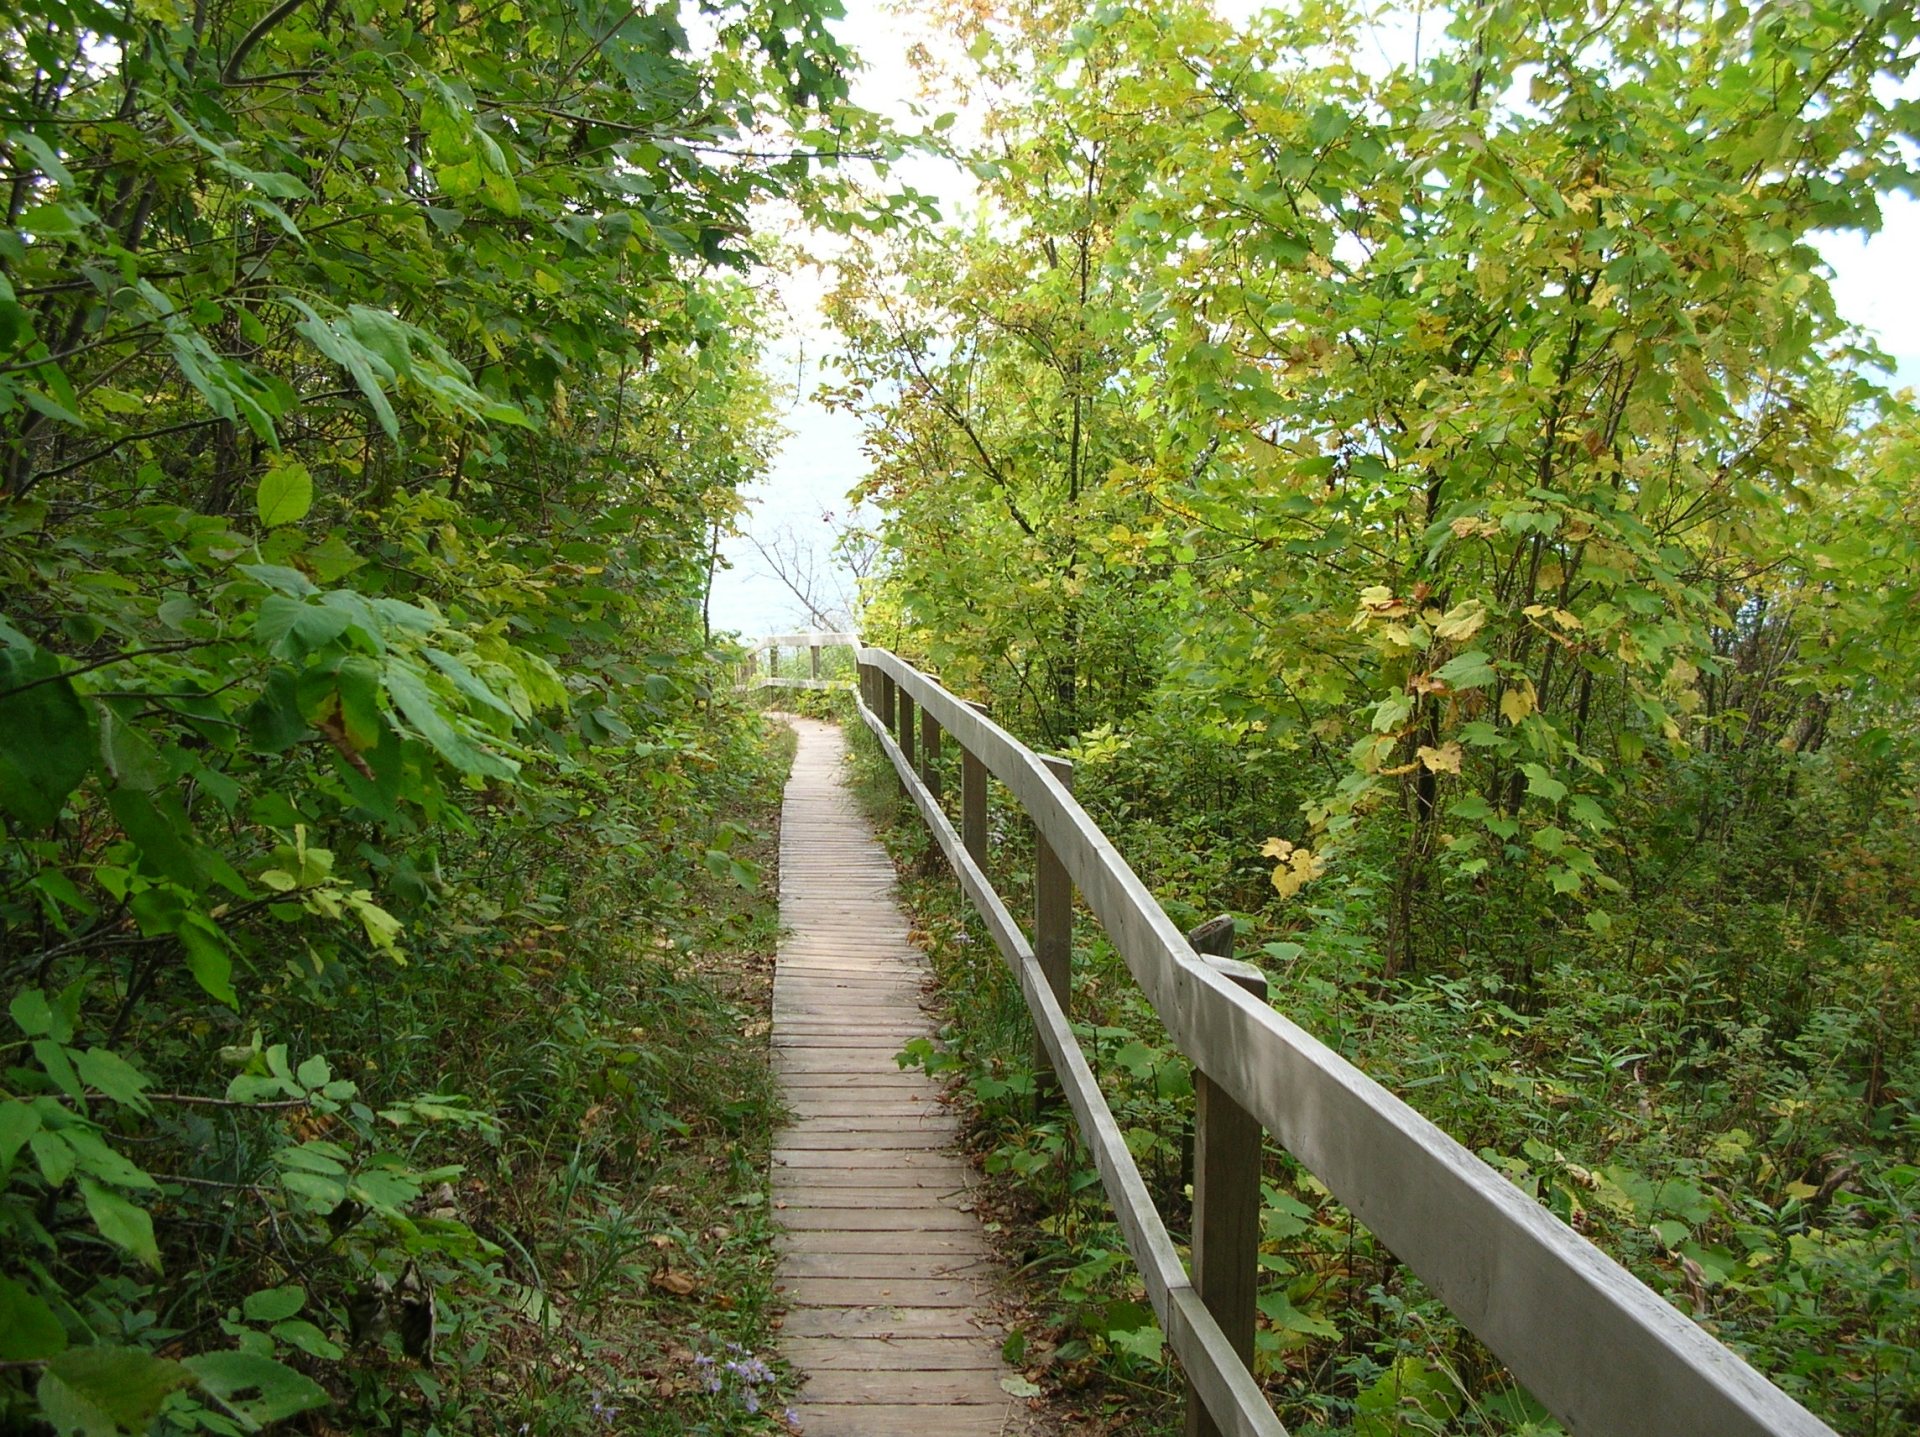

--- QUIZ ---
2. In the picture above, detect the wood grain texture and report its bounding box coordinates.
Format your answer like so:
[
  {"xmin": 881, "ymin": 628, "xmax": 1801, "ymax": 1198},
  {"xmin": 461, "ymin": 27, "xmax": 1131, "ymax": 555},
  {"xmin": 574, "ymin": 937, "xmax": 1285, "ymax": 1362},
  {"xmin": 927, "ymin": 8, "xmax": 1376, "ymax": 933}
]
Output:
[{"xmin": 769, "ymin": 717, "xmax": 1039, "ymax": 1437}]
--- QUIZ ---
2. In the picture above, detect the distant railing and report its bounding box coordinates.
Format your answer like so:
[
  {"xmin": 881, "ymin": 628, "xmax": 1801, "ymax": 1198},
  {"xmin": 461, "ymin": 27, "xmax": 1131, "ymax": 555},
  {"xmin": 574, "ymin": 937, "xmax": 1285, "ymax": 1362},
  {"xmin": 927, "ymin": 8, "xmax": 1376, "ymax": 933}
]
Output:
[
  {"xmin": 851, "ymin": 645, "xmax": 1835, "ymax": 1437},
  {"xmin": 739, "ymin": 631, "xmax": 859, "ymax": 691}
]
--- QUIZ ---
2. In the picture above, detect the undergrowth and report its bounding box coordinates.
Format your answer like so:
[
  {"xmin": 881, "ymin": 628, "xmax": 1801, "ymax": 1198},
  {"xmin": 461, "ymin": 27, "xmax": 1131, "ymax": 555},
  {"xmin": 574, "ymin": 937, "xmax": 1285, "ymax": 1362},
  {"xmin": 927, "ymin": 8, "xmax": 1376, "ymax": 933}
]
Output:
[{"xmin": 843, "ymin": 707, "xmax": 1919, "ymax": 1437}]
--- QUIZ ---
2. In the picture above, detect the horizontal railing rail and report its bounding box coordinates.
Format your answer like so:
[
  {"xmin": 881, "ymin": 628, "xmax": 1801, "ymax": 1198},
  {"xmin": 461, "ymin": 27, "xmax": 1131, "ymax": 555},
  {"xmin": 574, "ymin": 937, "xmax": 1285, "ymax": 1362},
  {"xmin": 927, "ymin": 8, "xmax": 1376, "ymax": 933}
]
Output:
[
  {"xmin": 851, "ymin": 645, "xmax": 1835, "ymax": 1437},
  {"xmin": 738, "ymin": 631, "xmax": 859, "ymax": 691}
]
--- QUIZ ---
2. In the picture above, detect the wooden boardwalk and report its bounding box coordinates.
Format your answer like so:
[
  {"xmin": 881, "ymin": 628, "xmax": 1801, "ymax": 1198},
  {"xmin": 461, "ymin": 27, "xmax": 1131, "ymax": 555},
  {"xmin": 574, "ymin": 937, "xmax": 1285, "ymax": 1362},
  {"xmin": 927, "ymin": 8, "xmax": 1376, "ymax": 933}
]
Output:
[{"xmin": 771, "ymin": 717, "xmax": 1032, "ymax": 1436}]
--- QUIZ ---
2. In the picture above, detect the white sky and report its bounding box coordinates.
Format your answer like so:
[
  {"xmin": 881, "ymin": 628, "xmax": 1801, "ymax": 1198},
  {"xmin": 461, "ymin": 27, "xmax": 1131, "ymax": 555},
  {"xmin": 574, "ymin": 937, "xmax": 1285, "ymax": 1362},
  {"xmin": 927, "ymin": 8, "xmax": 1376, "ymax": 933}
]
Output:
[{"xmin": 707, "ymin": 0, "xmax": 1920, "ymax": 638}]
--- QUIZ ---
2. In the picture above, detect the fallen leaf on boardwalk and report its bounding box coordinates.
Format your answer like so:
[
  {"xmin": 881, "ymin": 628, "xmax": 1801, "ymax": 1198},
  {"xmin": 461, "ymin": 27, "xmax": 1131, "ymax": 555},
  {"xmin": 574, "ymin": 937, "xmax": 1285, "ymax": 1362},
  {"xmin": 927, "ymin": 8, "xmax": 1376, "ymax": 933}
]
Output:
[
  {"xmin": 1000, "ymin": 1375, "xmax": 1043, "ymax": 1398},
  {"xmin": 650, "ymin": 1269, "xmax": 699, "ymax": 1297}
]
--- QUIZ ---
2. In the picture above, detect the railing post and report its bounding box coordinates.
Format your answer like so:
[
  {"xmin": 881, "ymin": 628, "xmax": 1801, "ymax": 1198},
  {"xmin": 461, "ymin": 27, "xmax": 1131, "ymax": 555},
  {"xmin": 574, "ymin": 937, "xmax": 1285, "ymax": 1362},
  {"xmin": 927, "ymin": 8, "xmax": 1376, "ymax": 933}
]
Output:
[
  {"xmin": 879, "ymin": 670, "xmax": 901, "ymax": 790},
  {"xmin": 1033, "ymin": 754, "xmax": 1073, "ymax": 1102},
  {"xmin": 919, "ymin": 708, "xmax": 941, "ymax": 798},
  {"xmin": 810, "ymin": 643, "xmax": 821, "ymax": 681},
  {"xmin": 1185, "ymin": 916, "xmax": 1266, "ymax": 1437},
  {"xmin": 961, "ymin": 701, "xmax": 989, "ymax": 871},
  {"xmin": 899, "ymin": 687, "xmax": 917, "ymax": 773}
]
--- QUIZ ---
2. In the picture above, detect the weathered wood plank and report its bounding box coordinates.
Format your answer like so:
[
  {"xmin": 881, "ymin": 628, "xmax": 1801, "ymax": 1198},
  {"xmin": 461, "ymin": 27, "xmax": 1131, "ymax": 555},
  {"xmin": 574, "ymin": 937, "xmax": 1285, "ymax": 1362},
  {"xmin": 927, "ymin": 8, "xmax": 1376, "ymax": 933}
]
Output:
[
  {"xmin": 779, "ymin": 1307, "xmax": 996, "ymax": 1340},
  {"xmin": 798, "ymin": 1369, "xmax": 1011, "ymax": 1403},
  {"xmin": 786, "ymin": 1403, "xmax": 1020, "ymax": 1436},
  {"xmin": 779, "ymin": 1252, "xmax": 995, "ymax": 1280},
  {"xmin": 776, "ymin": 1277, "xmax": 982, "ymax": 1307},
  {"xmin": 782, "ymin": 1337, "xmax": 1004, "ymax": 1371}
]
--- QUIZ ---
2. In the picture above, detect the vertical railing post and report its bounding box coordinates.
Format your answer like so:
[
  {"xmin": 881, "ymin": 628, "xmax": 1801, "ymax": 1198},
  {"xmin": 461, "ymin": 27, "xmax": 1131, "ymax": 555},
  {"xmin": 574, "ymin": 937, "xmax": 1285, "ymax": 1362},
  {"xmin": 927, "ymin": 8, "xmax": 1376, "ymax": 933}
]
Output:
[
  {"xmin": 899, "ymin": 687, "xmax": 917, "ymax": 773},
  {"xmin": 879, "ymin": 670, "xmax": 901, "ymax": 791},
  {"xmin": 810, "ymin": 643, "xmax": 821, "ymax": 681},
  {"xmin": 1184, "ymin": 916, "xmax": 1266, "ymax": 1437},
  {"xmin": 919, "ymin": 708, "xmax": 941, "ymax": 797},
  {"xmin": 1033, "ymin": 754, "xmax": 1073, "ymax": 1101},
  {"xmin": 961, "ymin": 701, "xmax": 989, "ymax": 871}
]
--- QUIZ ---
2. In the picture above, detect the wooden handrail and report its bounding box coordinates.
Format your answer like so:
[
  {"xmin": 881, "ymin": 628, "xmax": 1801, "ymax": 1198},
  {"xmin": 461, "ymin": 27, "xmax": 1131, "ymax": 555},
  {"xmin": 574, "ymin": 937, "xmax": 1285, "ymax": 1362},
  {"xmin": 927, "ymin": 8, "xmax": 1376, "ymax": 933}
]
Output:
[
  {"xmin": 737, "ymin": 632, "xmax": 860, "ymax": 691},
  {"xmin": 854, "ymin": 645, "xmax": 1835, "ymax": 1437}
]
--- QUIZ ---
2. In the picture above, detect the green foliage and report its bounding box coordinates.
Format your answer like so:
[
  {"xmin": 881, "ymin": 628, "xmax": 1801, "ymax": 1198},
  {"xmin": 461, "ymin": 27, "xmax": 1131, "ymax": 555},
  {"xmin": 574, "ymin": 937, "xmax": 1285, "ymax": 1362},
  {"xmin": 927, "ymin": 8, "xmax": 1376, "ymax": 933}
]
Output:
[
  {"xmin": 0, "ymin": 0, "xmax": 882, "ymax": 1423},
  {"xmin": 831, "ymin": 7, "xmax": 1920, "ymax": 1421}
]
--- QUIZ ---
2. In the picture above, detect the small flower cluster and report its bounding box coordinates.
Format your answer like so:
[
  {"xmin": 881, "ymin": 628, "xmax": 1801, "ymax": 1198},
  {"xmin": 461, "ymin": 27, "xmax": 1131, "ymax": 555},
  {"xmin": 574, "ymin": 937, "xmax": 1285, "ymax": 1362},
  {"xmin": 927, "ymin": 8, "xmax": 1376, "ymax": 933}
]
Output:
[{"xmin": 692, "ymin": 1340, "xmax": 792, "ymax": 1422}]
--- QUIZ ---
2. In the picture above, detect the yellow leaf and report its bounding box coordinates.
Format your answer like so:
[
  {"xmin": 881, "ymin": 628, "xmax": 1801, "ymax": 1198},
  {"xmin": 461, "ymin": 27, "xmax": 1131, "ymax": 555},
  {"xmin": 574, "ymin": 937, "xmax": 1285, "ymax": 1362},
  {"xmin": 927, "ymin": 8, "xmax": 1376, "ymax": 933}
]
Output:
[
  {"xmin": 1500, "ymin": 682, "xmax": 1536, "ymax": 725},
  {"xmin": 1433, "ymin": 601, "xmax": 1487, "ymax": 642},
  {"xmin": 1416, "ymin": 742, "xmax": 1463, "ymax": 774},
  {"xmin": 1261, "ymin": 836, "xmax": 1294, "ymax": 860}
]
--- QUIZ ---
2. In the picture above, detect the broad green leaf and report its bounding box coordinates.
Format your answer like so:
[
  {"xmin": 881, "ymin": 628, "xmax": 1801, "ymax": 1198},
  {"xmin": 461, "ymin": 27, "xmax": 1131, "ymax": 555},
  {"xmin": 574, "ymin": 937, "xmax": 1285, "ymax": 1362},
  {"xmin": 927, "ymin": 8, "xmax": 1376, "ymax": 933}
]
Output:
[
  {"xmin": 0, "ymin": 1275, "xmax": 67, "ymax": 1359},
  {"xmin": 78, "ymin": 1179, "xmax": 161, "ymax": 1271},
  {"xmin": 72, "ymin": 1049, "xmax": 151, "ymax": 1112},
  {"xmin": 242, "ymin": 1285, "xmax": 306, "ymax": 1323},
  {"xmin": 178, "ymin": 922, "xmax": 236, "ymax": 1008},
  {"xmin": 11, "ymin": 989, "xmax": 54, "ymax": 1036},
  {"xmin": 256, "ymin": 461, "xmax": 313, "ymax": 527},
  {"xmin": 0, "ymin": 645, "xmax": 93, "ymax": 828},
  {"xmin": 182, "ymin": 1351, "xmax": 329, "ymax": 1426},
  {"xmin": 0, "ymin": 1098, "xmax": 42, "ymax": 1172},
  {"xmin": 37, "ymin": 1347, "xmax": 190, "ymax": 1437}
]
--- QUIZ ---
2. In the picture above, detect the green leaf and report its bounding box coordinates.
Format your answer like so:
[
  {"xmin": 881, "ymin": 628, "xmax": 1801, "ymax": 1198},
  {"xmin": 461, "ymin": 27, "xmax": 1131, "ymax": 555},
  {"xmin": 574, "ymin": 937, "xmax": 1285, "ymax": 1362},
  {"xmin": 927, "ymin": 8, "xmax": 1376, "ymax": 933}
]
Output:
[
  {"xmin": 256, "ymin": 461, "xmax": 313, "ymax": 527},
  {"xmin": 73, "ymin": 1048, "xmax": 152, "ymax": 1112},
  {"xmin": 11, "ymin": 988, "xmax": 54, "ymax": 1036},
  {"xmin": 1519, "ymin": 763, "xmax": 1567, "ymax": 802},
  {"xmin": 0, "ymin": 1276, "xmax": 67, "ymax": 1360},
  {"xmin": 37, "ymin": 1346, "xmax": 191, "ymax": 1437},
  {"xmin": 97, "ymin": 708, "xmax": 168, "ymax": 790},
  {"xmin": 78, "ymin": 1179, "xmax": 161, "ymax": 1271},
  {"xmin": 246, "ymin": 667, "xmax": 309, "ymax": 753},
  {"xmin": 236, "ymin": 563, "xmax": 316, "ymax": 598},
  {"xmin": 106, "ymin": 788, "xmax": 201, "ymax": 889},
  {"xmin": 183, "ymin": 1351, "xmax": 329, "ymax": 1427},
  {"xmin": 33, "ymin": 1040, "xmax": 85, "ymax": 1102},
  {"xmin": 384, "ymin": 660, "xmax": 516, "ymax": 780},
  {"xmin": 242, "ymin": 1285, "xmax": 306, "ymax": 1323},
  {"xmin": 180, "ymin": 922, "xmax": 237, "ymax": 1008},
  {"xmin": 32, "ymin": 1129, "xmax": 76, "ymax": 1184},
  {"xmin": 1432, "ymin": 649, "xmax": 1497, "ymax": 690},
  {"xmin": 0, "ymin": 644, "xmax": 94, "ymax": 828},
  {"xmin": 0, "ymin": 1098, "xmax": 42, "ymax": 1173}
]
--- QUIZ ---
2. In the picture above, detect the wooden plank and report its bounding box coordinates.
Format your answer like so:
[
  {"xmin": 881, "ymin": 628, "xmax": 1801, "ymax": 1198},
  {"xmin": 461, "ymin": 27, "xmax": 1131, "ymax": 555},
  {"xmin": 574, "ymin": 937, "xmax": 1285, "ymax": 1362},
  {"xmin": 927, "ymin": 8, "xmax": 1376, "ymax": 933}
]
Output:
[
  {"xmin": 776, "ymin": 1227, "xmax": 989, "ymax": 1254},
  {"xmin": 798, "ymin": 1369, "xmax": 1010, "ymax": 1403},
  {"xmin": 771, "ymin": 1167, "xmax": 972, "ymax": 1191},
  {"xmin": 777, "ymin": 1277, "xmax": 982, "ymax": 1307},
  {"xmin": 780, "ymin": 1307, "xmax": 998, "ymax": 1340},
  {"xmin": 786, "ymin": 1403, "xmax": 1019, "ymax": 1436},
  {"xmin": 779, "ymin": 1252, "xmax": 996, "ymax": 1280},
  {"xmin": 772, "ymin": 1186, "xmax": 972, "ymax": 1211},
  {"xmin": 783, "ymin": 1337, "xmax": 1004, "ymax": 1371},
  {"xmin": 776, "ymin": 1208, "xmax": 983, "ymax": 1232},
  {"xmin": 772, "ymin": 1148, "xmax": 965, "ymax": 1170}
]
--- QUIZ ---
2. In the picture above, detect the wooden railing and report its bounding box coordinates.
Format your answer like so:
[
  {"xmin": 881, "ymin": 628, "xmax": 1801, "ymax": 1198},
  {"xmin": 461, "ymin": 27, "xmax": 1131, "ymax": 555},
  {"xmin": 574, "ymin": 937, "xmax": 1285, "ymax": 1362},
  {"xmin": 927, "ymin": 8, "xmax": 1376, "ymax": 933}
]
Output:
[
  {"xmin": 849, "ymin": 645, "xmax": 1836, "ymax": 1437},
  {"xmin": 740, "ymin": 631, "xmax": 859, "ymax": 691}
]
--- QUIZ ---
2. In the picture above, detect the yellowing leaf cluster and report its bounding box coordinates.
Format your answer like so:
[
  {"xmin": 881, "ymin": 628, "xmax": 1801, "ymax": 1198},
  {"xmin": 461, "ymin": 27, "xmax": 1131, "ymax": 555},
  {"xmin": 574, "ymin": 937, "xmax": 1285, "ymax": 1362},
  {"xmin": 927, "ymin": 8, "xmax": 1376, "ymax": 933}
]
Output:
[{"xmin": 1262, "ymin": 837, "xmax": 1325, "ymax": 900}]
